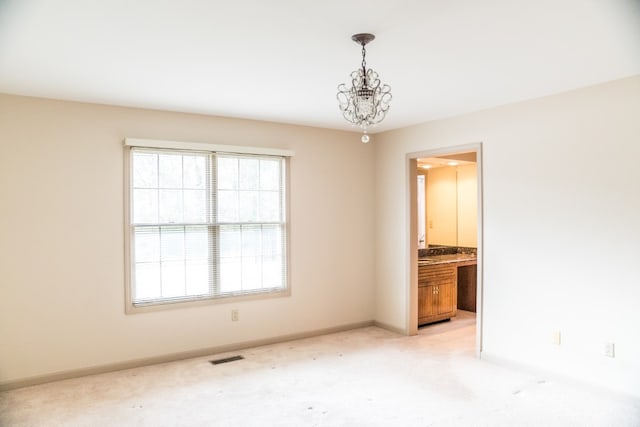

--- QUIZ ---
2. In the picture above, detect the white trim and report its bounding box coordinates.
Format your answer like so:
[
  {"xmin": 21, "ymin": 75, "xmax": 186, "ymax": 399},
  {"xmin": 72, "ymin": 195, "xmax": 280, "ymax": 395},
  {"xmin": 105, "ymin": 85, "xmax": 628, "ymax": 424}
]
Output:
[
  {"xmin": 480, "ymin": 351, "xmax": 640, "ymax": 403},
  {"xmin": 0, "ymin": 321, "xmax": 374, "ymax": 392},
  {"xmin": 406, "ymin": 158, "xmax": 418, "ymax": 336},
  {"xmin": 123, "ymin": 147, "xmax": 133, "ymax": 314},
  {"xmin": 123, "ymin": 146, "xmax": 290, "ymax": 314},
  {"xmin": 475, "ymin": 144, "xmax": 484, "ymax": 358},
  {"xmin": 373, "ymin": 320, "xmax": 407, "ymax": 336},
  {"xmin": 124, "ymin": 138, "xmax": 294, "ymax": 157},
  {"xmin": 406, "ymin": 142, "xmax": 484, "ymax": 358}
]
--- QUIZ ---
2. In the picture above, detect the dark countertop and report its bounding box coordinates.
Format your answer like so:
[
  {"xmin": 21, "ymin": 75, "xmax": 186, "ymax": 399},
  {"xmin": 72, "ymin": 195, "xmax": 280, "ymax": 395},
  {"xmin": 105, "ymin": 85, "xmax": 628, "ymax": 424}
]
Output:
[{"xmin": 418, "ymin": 253, "xmax": 477, "ymax": 266}]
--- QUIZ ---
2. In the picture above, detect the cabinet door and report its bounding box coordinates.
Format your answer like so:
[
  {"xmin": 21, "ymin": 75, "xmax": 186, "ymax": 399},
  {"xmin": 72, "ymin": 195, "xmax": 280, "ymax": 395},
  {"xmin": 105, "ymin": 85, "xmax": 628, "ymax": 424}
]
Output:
[
  {"xmin": 418, "ymin": 264, "xmax": 457, "ymax": 325},
  {"xmin": 418, "ymin": 285, "xmax": 436, "ymax": 323},
  {"xmin": 436, "ymin": 281, "xmax": 457, "ymax": 317}
]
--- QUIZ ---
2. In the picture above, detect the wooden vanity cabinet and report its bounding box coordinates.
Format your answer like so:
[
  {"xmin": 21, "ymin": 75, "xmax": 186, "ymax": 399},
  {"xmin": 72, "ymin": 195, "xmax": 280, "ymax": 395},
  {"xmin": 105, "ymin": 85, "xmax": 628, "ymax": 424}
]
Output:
[{"xmin": 418, "ymin": 264, "xmax": 457, "ymax": 325}]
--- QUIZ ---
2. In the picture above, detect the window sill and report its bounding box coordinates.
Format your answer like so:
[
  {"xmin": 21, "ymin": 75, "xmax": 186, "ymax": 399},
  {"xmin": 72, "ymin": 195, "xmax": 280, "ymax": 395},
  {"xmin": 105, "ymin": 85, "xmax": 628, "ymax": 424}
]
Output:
[{"xmin": 125, "ymin": 288, "xmax": 291, "ymax": 315}]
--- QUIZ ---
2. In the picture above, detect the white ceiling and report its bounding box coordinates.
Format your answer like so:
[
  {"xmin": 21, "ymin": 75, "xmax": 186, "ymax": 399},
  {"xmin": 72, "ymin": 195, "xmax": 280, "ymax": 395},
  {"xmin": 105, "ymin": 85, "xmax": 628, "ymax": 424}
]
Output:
[{"xmin": 1, "ymin": 0, "xmax": 639, "ymax": 134}]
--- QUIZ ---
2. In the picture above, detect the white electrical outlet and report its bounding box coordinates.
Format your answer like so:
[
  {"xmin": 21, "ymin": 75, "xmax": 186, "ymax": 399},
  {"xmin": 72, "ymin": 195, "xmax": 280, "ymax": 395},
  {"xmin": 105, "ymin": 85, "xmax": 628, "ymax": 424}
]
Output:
[
  {"xmin": 604, "ymin": 342, "xmax": 615, "ymax": 358},
  {"xmin": 552, "ymin": 331, "xmax": 561, "ymax": 346},
  {"xmin": 231, "ymin": 309, "xmax": 239, "ymax": 322}
]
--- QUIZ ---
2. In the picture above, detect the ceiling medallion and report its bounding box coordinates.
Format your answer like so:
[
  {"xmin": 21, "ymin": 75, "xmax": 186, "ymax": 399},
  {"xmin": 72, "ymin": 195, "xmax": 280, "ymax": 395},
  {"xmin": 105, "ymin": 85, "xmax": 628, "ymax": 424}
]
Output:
[{"xmin": 337, "ymin": 33, "xmax": 392, "ymax": 143}]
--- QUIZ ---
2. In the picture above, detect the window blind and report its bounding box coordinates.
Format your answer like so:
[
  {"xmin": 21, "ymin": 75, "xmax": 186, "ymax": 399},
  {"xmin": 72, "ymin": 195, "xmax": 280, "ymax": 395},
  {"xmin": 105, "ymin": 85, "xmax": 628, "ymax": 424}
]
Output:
[{"xmin": 129, "ymin": 147, "xmax": 287, "ymax": 307}]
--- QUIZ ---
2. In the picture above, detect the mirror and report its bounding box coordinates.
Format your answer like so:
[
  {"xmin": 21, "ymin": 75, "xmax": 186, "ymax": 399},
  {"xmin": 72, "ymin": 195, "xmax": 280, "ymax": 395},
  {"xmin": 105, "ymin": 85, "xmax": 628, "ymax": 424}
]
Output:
[{"xmin": 417, "ymin": 152, "xmax": 477, "ymax": 248}]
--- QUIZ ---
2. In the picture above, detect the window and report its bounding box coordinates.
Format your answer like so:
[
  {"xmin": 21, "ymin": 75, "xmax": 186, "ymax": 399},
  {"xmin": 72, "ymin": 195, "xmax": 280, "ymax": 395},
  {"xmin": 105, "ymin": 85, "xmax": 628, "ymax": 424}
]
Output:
[{"xmin": 125, "ymin": 143, "xmax": 288, "ymax": 310}]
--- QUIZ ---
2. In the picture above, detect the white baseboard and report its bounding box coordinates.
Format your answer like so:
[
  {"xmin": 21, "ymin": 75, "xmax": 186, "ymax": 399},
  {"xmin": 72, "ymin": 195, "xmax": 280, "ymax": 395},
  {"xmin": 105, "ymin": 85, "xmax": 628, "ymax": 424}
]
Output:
[
  {"xmin": 480, "ymin": 350, "xmax": 640, "ymax": 404},
  {"xmin": 0, "ymin": 320, "xmax": 374, "ymax": 392},
  {"xmin": 373, "ymin": 320, "xmax": 407, "ymax": 336}
]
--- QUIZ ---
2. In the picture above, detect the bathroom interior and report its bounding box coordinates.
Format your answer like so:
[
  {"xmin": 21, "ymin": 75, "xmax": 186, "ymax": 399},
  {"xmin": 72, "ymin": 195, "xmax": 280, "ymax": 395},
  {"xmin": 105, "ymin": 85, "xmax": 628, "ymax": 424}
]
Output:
[{"xmin": 416, "ymin": 151, "xmax": 478, "ymax": 329}]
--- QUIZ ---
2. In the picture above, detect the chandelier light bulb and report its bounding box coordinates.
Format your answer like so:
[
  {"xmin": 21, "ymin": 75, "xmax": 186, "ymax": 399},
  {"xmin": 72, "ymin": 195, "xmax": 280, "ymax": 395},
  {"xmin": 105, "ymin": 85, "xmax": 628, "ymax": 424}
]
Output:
[{"xmin": 337, "ymin": 33, "xmax": 392, "ymax": 143}]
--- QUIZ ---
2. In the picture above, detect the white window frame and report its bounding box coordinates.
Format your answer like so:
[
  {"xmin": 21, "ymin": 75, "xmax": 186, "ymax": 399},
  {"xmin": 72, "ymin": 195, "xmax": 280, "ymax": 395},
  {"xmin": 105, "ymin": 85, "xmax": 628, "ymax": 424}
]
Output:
[{"xmin": 123, "ymin": 138, "xmax": 293, "ymax": 314}]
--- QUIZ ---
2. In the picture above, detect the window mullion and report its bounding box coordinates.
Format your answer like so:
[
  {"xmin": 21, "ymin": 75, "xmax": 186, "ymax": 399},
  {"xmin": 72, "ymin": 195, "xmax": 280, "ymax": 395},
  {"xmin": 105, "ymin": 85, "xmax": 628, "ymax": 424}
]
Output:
[
  {"xmin": 210, "ymin": 153, "xmax": 219, "ymax": 296},
  {"xmin": 182, "ymin": 156, "xmax": 187, "ymax": 297},
  {"xmin": 155, "ymin": 155, "xmax": 163, "ymax": 300}
]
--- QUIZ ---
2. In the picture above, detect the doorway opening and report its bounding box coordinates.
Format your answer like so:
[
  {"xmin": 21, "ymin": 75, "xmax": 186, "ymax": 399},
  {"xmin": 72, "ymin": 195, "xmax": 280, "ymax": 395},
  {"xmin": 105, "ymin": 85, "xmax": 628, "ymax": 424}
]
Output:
[{"xmin": 407, "ymin": 144, "xmax": 483, "ymax": 357}]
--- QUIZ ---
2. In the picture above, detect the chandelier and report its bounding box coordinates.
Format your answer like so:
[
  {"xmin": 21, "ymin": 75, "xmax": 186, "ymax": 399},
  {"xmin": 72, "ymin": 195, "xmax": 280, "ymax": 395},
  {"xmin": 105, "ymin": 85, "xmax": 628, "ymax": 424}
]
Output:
[{"xmin": 337, "ymin": 33, "xmax": 392, "ymax": 143}]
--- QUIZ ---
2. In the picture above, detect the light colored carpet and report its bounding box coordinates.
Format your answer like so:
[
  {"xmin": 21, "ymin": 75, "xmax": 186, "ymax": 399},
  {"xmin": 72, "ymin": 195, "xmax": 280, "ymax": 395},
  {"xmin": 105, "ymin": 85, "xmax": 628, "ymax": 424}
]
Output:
[{"xmin": 1, "ymin": 312, "xmax": 638, "ymax": 426}]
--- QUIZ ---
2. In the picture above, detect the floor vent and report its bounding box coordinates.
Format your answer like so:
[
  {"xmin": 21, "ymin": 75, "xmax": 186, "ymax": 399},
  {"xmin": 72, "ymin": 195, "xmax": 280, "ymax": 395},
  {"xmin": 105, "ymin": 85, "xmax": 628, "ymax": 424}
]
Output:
[{"xmin": 210, "ymin": 355, "xmax": 244, "ymax": 365}]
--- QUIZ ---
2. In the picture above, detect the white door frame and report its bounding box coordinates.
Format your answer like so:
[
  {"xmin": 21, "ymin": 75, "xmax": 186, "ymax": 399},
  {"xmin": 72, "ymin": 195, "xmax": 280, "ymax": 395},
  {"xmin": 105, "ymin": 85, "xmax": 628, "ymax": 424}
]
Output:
[{"xmin": 406, "ymin": 142, "xmax": 484, "ymax": 358}]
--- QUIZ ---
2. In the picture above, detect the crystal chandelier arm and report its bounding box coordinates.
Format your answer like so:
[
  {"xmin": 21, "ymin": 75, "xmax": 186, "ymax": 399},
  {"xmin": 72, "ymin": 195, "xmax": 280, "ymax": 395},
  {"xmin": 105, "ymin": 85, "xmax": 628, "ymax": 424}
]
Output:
[{"xmin": 336, "ymin": 33, "xmax": 392, "ymax": 134}]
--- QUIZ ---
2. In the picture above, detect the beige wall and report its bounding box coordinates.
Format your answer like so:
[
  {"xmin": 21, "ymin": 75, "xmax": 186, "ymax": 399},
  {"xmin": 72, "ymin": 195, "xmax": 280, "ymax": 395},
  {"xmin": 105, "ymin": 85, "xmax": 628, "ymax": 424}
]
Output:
[
  {"xmin": 457, "ymin": 164, "xmax": 477, "ymax": 247},
  {"xmin": 424, "ymin": 164, "xmax": 478, "ymax": 247},
  {"xmin": 0, "ymin": 95, "xmax": 375, "ymax": 385},
  {"xmin": 374, "ymin": 75, "xmax": 640, "ymax": 397},
  {"xmin": 425, "ymin": 167, "xmax": 457, "ymax": 246},
  {"xmin": 3, "ymin": 76, "xmax": 639, "ymax": 398}
]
